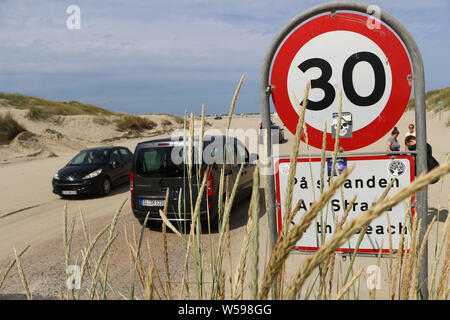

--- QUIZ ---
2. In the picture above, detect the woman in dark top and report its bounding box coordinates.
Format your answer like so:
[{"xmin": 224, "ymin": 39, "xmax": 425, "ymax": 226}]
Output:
[{"xmin": 386, "ymin": 127, "xmax": 401, "ymax": 152}]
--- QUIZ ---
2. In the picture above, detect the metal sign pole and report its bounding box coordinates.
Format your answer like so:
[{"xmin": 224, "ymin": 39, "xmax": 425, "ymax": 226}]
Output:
[{"xmin": 260, "ymin": 0, "xmax": 428, "ymax": 299}]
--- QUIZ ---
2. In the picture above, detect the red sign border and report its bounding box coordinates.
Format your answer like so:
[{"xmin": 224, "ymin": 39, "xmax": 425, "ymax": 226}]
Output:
[
  {"xmin": 270, "ymin": 12, "xmax": 412, "ymax": 151},
  {"xmin": 274, "ymin": 155, "xmax": 415, "ymax": 254}
]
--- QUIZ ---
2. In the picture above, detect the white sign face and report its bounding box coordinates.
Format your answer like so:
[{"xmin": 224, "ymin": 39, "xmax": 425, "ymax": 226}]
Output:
[
  {"xmin": 275, "ymin": 155, "xmax": 414, "ymax": 253},
  {"xmin": 270, "ymin": 12, "xmax": 412, "ymax": 151},
  {"xmin": 287, "ymin": 31, "xmax": 393, "ymax": 134}
]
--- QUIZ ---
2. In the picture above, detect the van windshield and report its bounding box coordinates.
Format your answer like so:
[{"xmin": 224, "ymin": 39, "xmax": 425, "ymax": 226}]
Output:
[{"xmin": 136, "ymin": 147, "xmax": 198, "ymax": 178}]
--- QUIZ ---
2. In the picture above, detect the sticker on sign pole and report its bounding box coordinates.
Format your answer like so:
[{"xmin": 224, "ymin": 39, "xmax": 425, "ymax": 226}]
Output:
[
  {"xmin": 275, "ymin": 155, "xmax": 415, "ymax": 253},
  {"xmin": 270, "ymin": 13, "xmax": 412, "ymax": 151}
]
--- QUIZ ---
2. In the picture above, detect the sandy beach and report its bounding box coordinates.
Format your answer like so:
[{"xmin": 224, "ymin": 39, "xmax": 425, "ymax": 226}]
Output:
[{"xmin": 0, "ymin": 107, "xmax": 448, "ymax": 299}]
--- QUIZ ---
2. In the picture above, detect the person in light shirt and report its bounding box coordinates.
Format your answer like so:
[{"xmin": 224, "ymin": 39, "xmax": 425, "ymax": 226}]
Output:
[
  {"xmin": 404, "ymin": 123, "xmax": 415, "ymax": 150},
  {"xmin": 405, "ymin": 123, "xmax": 415, "ymax": 137}
]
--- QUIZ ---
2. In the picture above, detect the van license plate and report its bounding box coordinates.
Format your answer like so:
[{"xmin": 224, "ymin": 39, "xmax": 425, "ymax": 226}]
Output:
[
  {"xmin": 141, "ymin": 199, "xmax": 165, "ymax": 207},
  {"xmin": 62, "ymin": 190, "xmax": 77, "ymax": 195}
]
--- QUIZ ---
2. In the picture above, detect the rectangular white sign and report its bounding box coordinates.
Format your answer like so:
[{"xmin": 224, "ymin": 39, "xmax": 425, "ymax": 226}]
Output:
[{"xmin": 275, "ymin": 155, "xmax": 415, "ymax": 253}]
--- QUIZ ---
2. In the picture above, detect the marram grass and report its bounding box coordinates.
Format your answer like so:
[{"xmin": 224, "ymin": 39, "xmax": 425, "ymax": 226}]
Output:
[{"xmin": 0, "ymin": 78, "xmax": 449, "ymax": 300}]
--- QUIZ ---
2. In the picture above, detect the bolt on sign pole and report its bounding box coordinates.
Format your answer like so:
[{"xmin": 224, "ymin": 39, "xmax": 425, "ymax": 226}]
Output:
[{"xmin": 260, "ymin": 1, "xmax": 428, "ymax": 299}]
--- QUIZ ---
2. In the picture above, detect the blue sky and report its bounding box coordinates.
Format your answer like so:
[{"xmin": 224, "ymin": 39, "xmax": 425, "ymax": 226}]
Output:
[{"xmin": 0, "ymin": 0, "xmax": 448, "ymax": 115}]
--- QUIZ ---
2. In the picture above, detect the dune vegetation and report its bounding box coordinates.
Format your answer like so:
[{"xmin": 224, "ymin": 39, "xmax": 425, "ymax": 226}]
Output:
[
  {"xmin": 115, "ymin": 115, "xmax": 157, "ymax": 132},
  {"xmin": 0, "ymin": 112, "xmax": 26, "ymax": 141},
  {"xmin": 407, "ymin": 87, "xmax": 450, "ymax": 111},
  {"xmin": 0, "ymin": 76, "xmax": 449, "ymax": 301},
  {"xmin": 0, "ymin": 92, "xmax": 115, "ymax": 117}
]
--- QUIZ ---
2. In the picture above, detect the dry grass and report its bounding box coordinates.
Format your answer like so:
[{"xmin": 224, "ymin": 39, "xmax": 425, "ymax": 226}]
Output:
[
  {"xmin": 406, "ymin": 86, "xmax": 449, "ymax": 111},
  {"xmin": 115, "ymin": 115, "xmax": 157, "ymax": 132},
  {"xmin": 155, "ymin": 113, "xmax": 185, "ymax": 125},
  {"xmin": 161, "ymin": 119, "xmax": 172, "ymax": 127},
  {"xmin": 25, "ymin": 106, "xmax": 51, "ymax": 121},
  {"xmin": 1, "ymin": 77, "xmax": 449, "ymax": 301},
  {"xmin": 92, "ymin": 116, "xmax": 113, "ymax": 126},
  {"xmin": 0, "ymin": 92, "xmax": 114, "ymax": 116},
  {"xmin": 13, "ymin": 150, "xmax": 442, "ymax": 301},
  {"xmin": 0, "ymin": 112, "xmax": 26, "ymax": 141}
]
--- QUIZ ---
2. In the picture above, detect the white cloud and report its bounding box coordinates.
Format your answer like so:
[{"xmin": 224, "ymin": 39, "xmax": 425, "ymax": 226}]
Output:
[
  {"xmin": 0, "ymin": 1, "xmax": 275, "ymax": 74},
  {"xmin": 0, "ymin": 0, "xmax": 448, "ymax": 114}
]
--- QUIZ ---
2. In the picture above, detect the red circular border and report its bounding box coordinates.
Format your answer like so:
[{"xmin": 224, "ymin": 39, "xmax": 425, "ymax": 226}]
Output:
[{"xmin": 270, "ymin": 13, "xmax": 412, "ymax": 151}]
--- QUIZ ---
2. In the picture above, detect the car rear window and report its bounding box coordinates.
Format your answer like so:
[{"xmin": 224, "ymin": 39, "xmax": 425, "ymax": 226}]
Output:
[{"xmin": 136, "ymin": 147, "xmax": 198, "ymax": 178}]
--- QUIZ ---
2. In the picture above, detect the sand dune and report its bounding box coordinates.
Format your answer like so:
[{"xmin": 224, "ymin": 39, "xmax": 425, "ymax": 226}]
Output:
[{"xmin": 0, "ymin": 106, "xmax": 185, "ymax": 164}]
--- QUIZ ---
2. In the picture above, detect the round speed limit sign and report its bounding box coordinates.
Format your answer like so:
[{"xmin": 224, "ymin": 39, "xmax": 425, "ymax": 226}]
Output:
[{"xmin": 271, "ymin": 13, "xmax": 412, "ymax": 151}]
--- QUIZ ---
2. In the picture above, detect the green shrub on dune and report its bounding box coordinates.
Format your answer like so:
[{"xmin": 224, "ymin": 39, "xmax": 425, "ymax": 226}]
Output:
[
  {"xmin": 0, "ymin": 112, "xmax": 26, "ymax": 141},
  {"xmin": 115, "ymin": 115, "xmax": 157, "ymax": 132},
  {"xmin": 25, "ymin": 106, "xmax": 51, "ymax": 121}
]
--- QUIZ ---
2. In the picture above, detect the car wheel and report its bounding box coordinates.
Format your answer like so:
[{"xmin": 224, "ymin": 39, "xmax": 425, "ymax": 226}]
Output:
[{"xmin": 101, "ymin": 176, "xmax": 112, "ymax": 195}]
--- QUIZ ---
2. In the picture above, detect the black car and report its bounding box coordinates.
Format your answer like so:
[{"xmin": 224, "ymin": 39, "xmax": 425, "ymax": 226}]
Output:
[
  {"xmin": 130, "ymin": 135, "xmax": 257, "ymax": 227},
  {"xmin": 52, "ymin": 146, "xmax": 133, "ymax": 197}
]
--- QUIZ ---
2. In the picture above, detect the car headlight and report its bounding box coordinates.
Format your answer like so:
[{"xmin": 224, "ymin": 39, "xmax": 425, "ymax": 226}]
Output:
[
  {"xmin": 54, "ymin": 172, "xmax": 60, "ymax": 180},
  {"xmin": 83, "ymin": 168, "xmax": 102, "ymax": 179}
]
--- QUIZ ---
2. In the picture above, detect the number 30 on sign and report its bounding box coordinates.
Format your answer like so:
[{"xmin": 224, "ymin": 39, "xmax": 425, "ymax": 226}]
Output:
[{"xmin": 270, "ymin": 13, "xmax": 412, "ymax": 151}]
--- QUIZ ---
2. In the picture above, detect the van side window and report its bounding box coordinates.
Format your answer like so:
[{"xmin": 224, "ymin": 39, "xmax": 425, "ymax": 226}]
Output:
[
  {"xmin": 225, "ymin": 142, "xmax": 237, "ymax": 166},
  {"xmin": 236, "ymin": 142, "xmax": 249, "ymax": 164}
]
